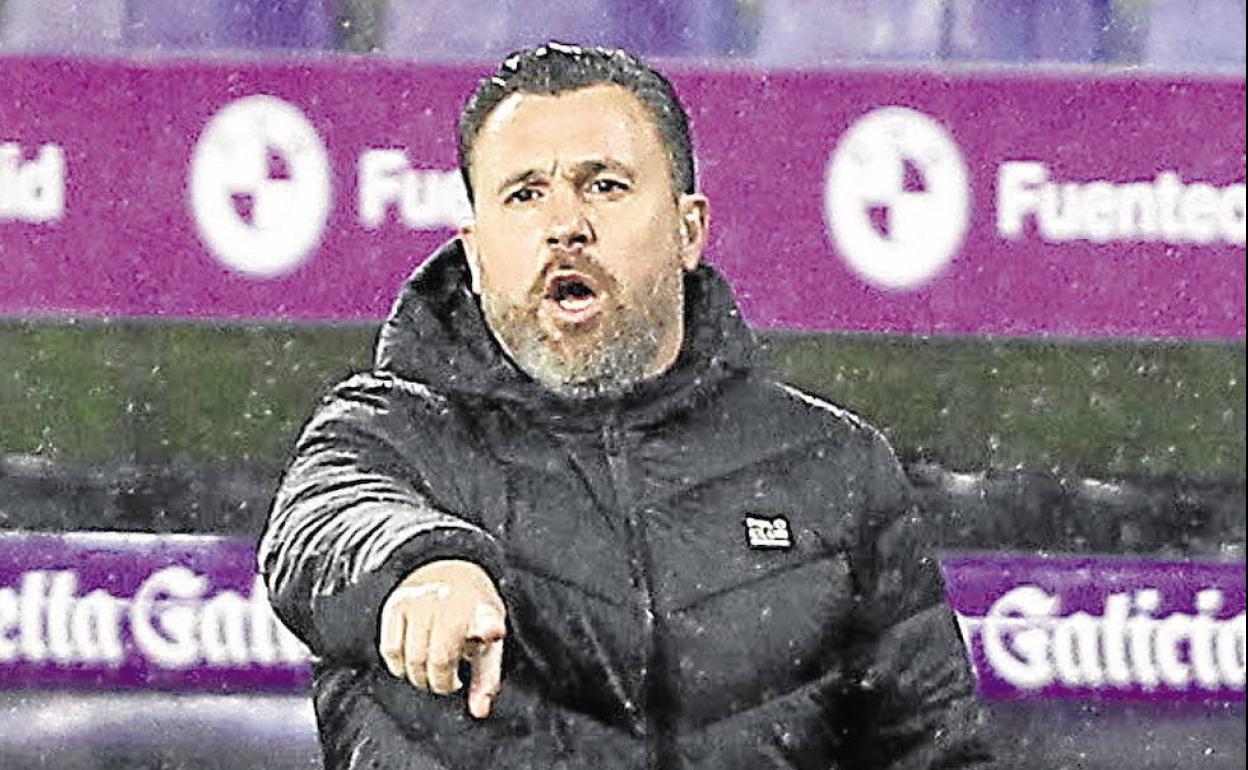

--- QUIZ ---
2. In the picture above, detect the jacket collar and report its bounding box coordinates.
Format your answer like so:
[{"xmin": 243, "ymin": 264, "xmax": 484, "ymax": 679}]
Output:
[{"xmin": 375, "ymin": 239, "xmax": 760, "ymax": 428}]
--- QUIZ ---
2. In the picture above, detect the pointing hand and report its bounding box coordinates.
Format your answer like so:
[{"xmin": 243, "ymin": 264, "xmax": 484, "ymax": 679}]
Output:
[{"xmin": 379, "ymin": 559, "xmax": 507, "ymax": 719}]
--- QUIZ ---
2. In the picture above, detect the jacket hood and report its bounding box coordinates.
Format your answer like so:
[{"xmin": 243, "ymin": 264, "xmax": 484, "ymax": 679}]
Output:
[{"xmin": 374, "ymin": 239, "xmax": 760, "ymax": 426}]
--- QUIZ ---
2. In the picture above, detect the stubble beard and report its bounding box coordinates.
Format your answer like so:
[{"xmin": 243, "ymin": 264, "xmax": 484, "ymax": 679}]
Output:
[{"xmin": 480, "ymin": 268, "xmax": 684, "ymax": 400}]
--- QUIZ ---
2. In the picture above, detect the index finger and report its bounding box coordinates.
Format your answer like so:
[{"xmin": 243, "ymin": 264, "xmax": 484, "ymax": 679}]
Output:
[{"xmin": 467, "ymin": 638, "xmax": 503, "ymax": 719}]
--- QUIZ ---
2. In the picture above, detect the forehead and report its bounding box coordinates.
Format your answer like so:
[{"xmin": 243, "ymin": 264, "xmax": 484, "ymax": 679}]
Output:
[{"xmin": 471, "ymin": 84, "xmax": 666, "ymax": 178}]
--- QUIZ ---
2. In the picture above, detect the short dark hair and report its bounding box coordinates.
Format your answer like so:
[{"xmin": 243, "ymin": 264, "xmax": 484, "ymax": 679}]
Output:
[{"xmin": 457, "ymin": 42, "xmax": 696, "ymax": 206}]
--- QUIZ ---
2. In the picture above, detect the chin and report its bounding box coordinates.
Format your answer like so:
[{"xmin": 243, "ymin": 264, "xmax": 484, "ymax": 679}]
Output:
[
  {"xmin": 544, "ymin": 374, "xmax": 639, "ymax": 401},
  {"xmin": 525, "ymin": 346, "xmax": 647, "ymax": 400}
]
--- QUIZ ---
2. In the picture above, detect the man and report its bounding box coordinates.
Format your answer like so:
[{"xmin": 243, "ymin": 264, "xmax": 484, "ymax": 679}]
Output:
[{"xmin": 259, "ymin": 43, "xmax": 991, "ymax": 770}]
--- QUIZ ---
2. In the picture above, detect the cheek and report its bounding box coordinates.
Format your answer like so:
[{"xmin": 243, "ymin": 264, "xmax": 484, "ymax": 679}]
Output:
[
  {"xmin": 476, "ymin": 232, "xmax": 539, "ymax": 298},
  {"xmin": 611, "ymin": 213, "xmax": 682, "ymax": 286},
  {"xmin": 481, "ymin": 265, "xmax": 535, "ymax": 304}
]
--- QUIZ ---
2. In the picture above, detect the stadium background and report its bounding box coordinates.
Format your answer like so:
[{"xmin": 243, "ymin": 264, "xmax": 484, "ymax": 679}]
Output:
[{"xmin": 1, "ymin": 1, "xmax": 1245, "ymax": 768}]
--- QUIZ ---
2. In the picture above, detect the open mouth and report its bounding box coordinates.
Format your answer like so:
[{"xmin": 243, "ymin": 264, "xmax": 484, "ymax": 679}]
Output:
[{"xmin": 543, "ymin": 270, "xmax": 604, "ymax": 324}]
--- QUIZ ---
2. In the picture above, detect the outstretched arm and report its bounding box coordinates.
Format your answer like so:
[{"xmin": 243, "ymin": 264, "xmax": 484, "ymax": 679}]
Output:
[
  {"xmin": 258, "ymin": 373, "xmax": 506, "ymax": 668},
  {"xmin": 260, "ymin": 373, "xmax": 646, "ymax": 767}
]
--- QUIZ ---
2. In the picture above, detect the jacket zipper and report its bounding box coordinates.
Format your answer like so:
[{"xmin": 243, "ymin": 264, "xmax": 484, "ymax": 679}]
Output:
[{"xmin": 602, "ymin": 414, "xmax": 660, "ymax": 766}]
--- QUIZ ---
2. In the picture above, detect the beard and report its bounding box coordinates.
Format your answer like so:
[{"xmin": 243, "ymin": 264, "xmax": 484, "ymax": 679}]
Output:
[{"xmin": 478, "ymin": 255, "xmax": 684, "ymax": 400}]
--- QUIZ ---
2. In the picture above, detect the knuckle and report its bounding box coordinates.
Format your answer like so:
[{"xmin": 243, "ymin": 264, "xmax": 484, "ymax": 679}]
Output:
[
  {"xmin": 405, "ymin": 662, "xmax": 427, "ymax": 688},
  {"xmin": 396, "ymin": 596, "xmax": 424, "ymax": 614}
]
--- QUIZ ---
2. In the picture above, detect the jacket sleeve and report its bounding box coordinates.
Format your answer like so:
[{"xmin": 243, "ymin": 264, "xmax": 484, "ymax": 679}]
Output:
[
  {"xmin": 258, "ymin": 372, "xmax": 506, "ymax": 665},
  {"xmin": 840, "ymin": 432, "xmax": 995, "ymax": 770}
]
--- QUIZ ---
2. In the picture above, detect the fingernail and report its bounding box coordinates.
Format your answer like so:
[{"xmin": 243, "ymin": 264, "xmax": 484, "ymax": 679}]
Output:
[{"xmin": 471, "ymin": 694, "xmax": 493, "ymax": 719}]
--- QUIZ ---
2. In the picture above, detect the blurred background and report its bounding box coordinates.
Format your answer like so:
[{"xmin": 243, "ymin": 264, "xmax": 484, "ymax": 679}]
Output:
[
  {"xmin": 0, "ymin": 0, "xmax": 1245, "ymax": 68},
  {"xmin": 1, "ymin": 1, "xmax": 1245, "ymax": 769}
]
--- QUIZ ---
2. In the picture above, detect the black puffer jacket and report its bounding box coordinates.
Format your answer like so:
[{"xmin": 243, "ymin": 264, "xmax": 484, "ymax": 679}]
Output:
[{"xmin": 259, "ymin": 241, "xmax": 991, "ymax": 770}]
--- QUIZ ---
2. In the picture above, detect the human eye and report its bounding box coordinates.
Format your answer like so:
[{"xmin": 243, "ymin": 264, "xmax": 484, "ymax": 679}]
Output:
[
  {"xmin": 588, "ymin": 177, "xmax": 630, "ymax": 195},
  {"xmin": 504, "ymin": 186, "xmax": 541, "ymax": 205}
]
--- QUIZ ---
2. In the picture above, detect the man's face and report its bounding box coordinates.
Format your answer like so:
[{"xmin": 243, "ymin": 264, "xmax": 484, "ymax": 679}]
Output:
[{"xmin": 460, "ymin": 84, "xmax": 708, "ymax": 398}]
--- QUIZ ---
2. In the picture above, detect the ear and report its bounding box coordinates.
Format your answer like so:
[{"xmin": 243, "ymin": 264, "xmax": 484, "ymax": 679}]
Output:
[
  {"xmin": 675, "ymin": 194, "xmax": 709, "ymax": 273},
  {"xmin": 459, "ymin": 224, "xmax": 483, "ymax": 295}
]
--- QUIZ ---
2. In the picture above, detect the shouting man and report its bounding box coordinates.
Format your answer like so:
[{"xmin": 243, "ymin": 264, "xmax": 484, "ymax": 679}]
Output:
[{"xmin": 260, "ymin": 43, "xmax": 991, "ymax": 770}]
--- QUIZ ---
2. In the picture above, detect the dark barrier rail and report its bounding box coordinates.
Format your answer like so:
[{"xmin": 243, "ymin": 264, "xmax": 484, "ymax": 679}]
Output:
[{"xmin": 3, "ymin": 454, "xmax": 1241, "ymax": 558}]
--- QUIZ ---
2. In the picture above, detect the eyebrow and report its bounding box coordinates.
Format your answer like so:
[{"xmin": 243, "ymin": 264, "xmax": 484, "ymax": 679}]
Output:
[
  {"xmin": 495, "ymin": 159, "xmax": 637, "ymax": 195},
  {"xmin": 496, "ymin": 168, "xmax": 544, "ymax": 196}
]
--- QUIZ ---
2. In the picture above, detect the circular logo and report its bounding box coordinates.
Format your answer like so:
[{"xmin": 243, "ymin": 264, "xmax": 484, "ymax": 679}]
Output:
[
  {"xmin": 189, "ymin": 95, "xmax": 331, "ymax": 278},
  {"xmin": 824, "ymin": 107, "xmax": 970, "ymax": 290}
]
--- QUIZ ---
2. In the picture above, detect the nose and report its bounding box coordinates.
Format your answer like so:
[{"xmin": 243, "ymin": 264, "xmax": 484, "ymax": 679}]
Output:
[{"xmin": 544, "ymin": 187, "xmax": 595, "ymax": 250}]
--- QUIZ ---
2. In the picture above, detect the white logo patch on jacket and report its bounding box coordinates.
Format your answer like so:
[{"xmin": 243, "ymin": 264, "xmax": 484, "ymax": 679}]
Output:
[{"xmin": 745, "ymin": 516, "xmax": 792, "ymax": 549}]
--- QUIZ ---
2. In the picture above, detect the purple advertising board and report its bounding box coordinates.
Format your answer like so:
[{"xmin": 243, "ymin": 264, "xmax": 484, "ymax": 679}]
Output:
[
  {"xmin": 0, "ymin": 531, "xmax": 309, "ymax": 692},
  {"xmin": 941, "ymin": 553, "xmax": 1246, "ymax": 704},
  {"xmin": 1, "ymin": 56, "xmax": 1243, "ymax": 339},
  {"xmin": 5, "ymin": 528, "xmax": 1245, "ymax": 706}
]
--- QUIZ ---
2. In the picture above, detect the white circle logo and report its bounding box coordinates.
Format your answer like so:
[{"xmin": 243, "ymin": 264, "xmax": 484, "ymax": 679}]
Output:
[
  {"xmin": 824, "ymin": 107, "xmax": 970, "ymax": 290},
  {"xmin": 189, "ymin": 95, "xmax": 331, "ymax": 278}
]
